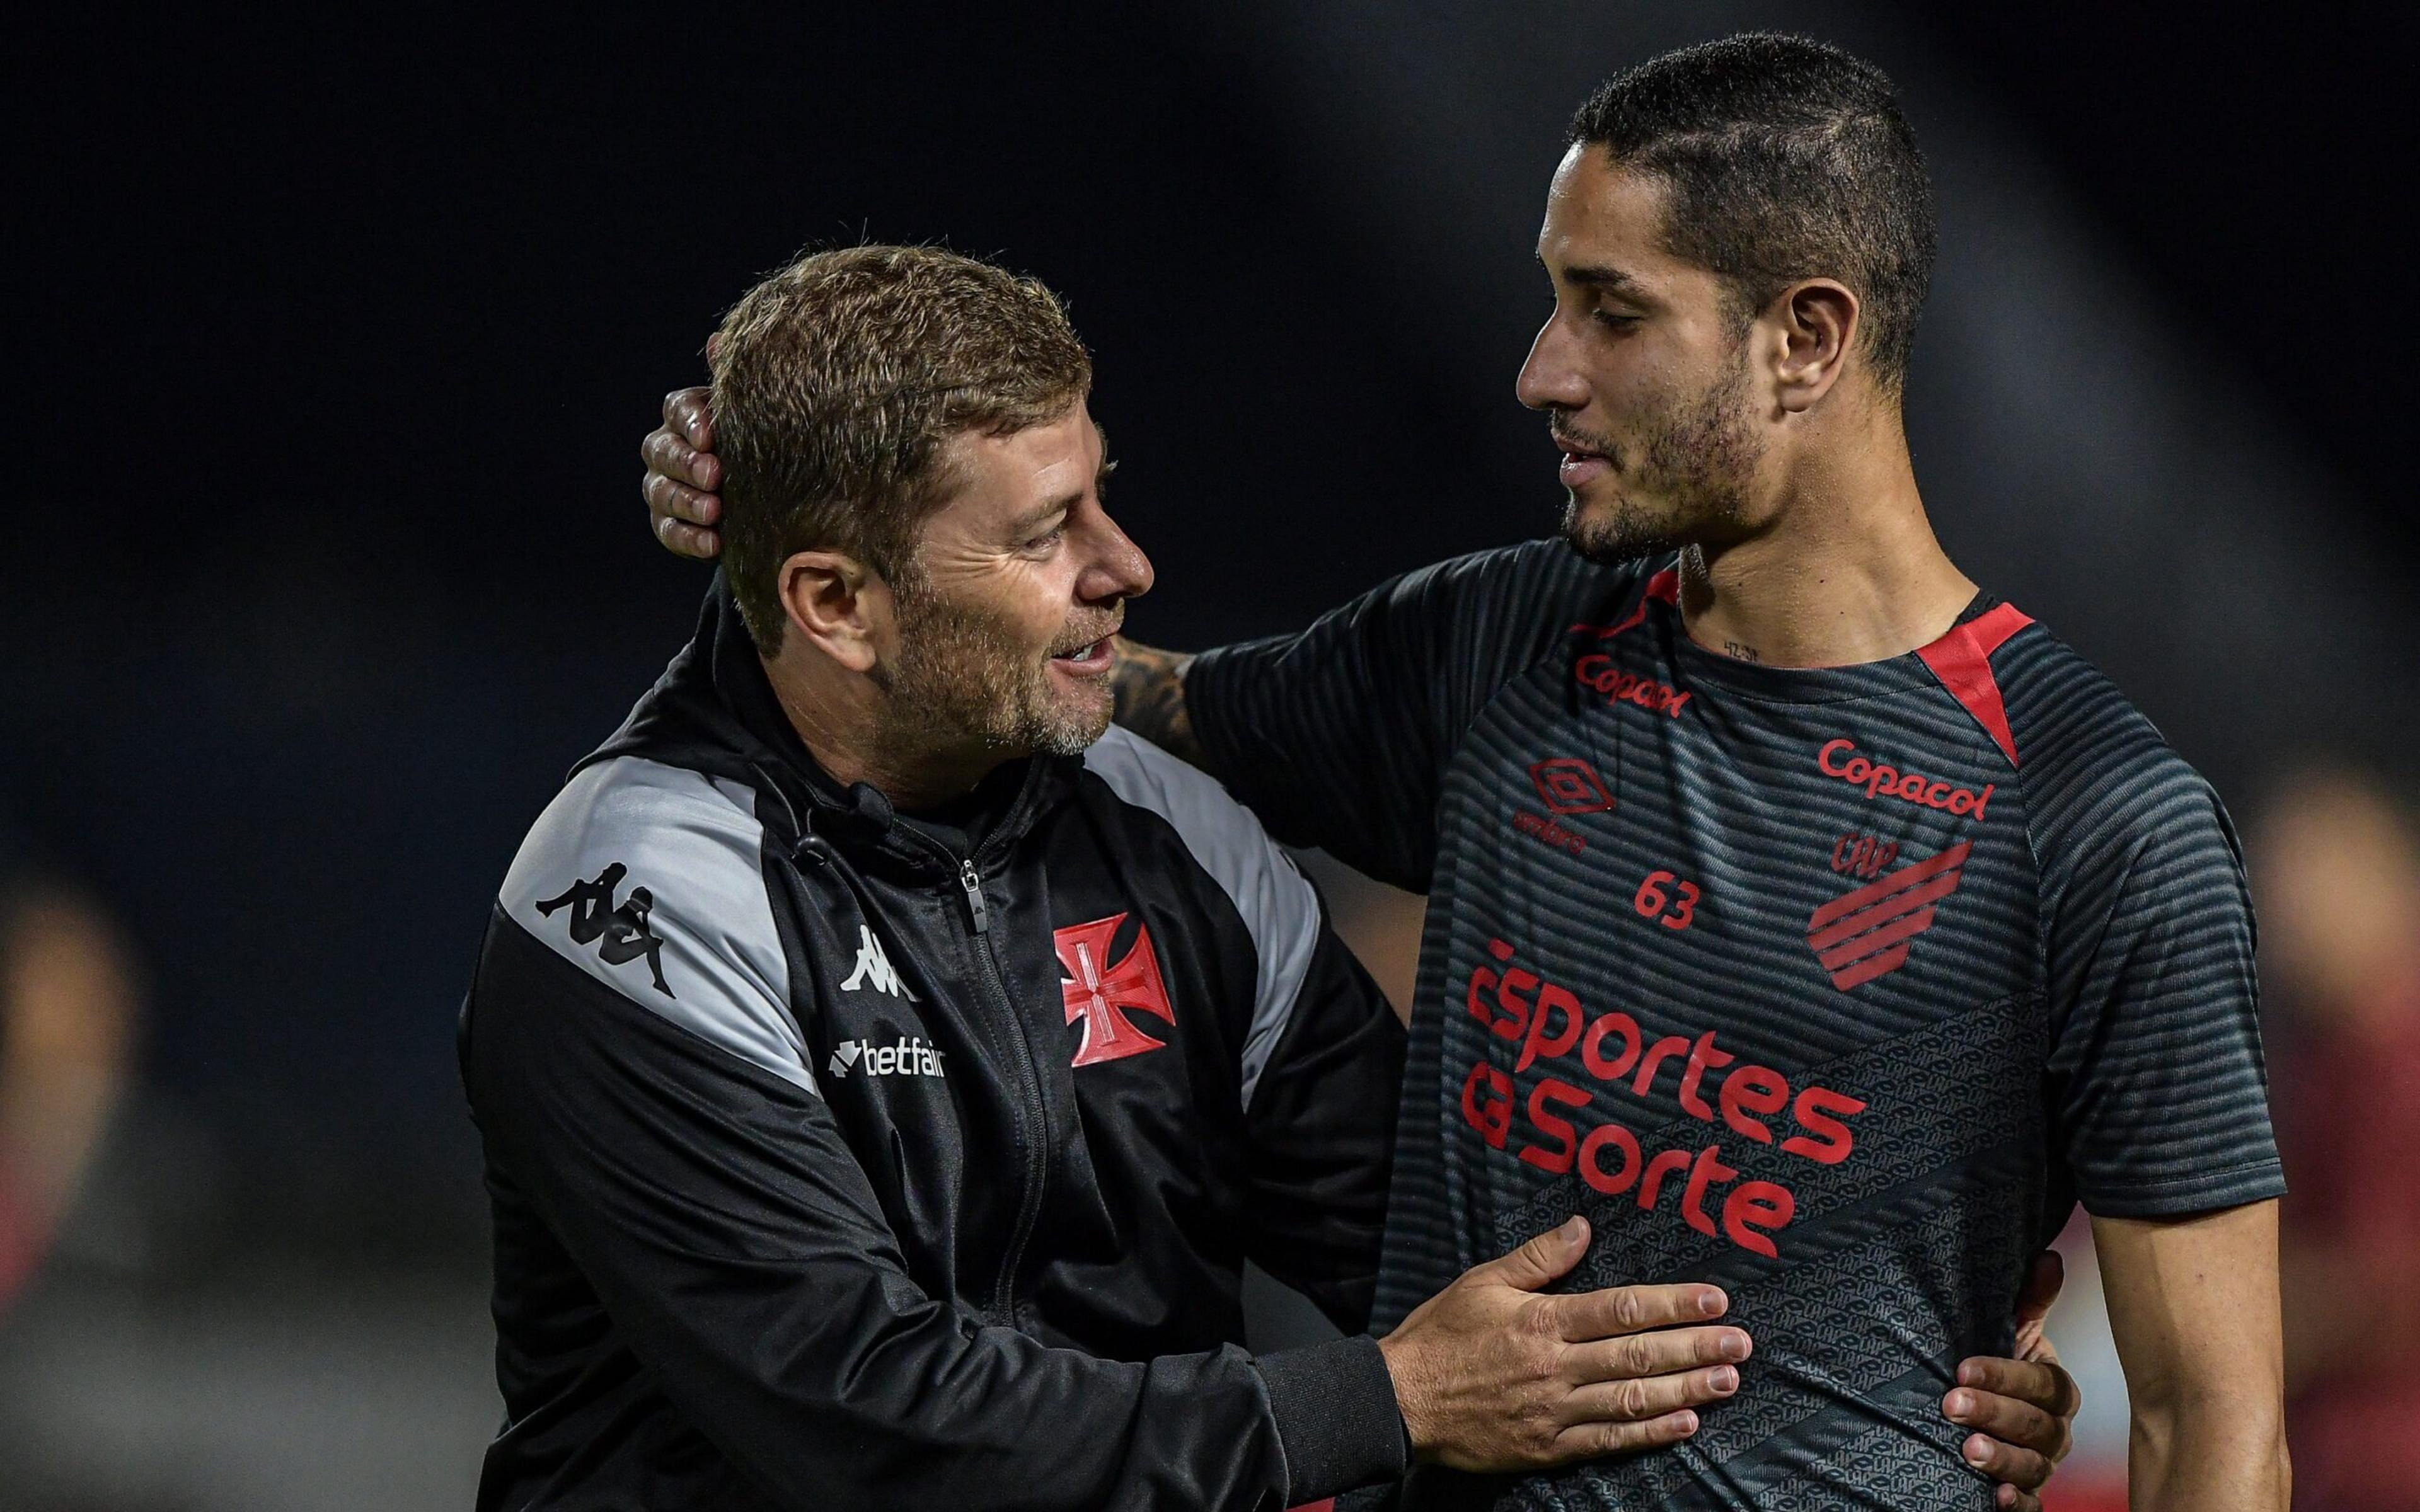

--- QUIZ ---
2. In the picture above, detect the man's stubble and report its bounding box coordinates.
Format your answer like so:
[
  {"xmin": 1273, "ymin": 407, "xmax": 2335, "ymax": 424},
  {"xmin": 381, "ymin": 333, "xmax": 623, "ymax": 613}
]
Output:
[
  {"xmin": 1559, "ymin": 335, "xmax": 1764, "ymax": 565},
  {"xmin": 872, "ymin": 579, "xmax": 1115, "ymax": 769}
]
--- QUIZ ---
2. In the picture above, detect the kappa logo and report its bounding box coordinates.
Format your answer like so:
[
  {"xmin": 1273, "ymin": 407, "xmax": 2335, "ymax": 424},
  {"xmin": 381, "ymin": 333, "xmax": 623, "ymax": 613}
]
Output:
[
  {"xmin": 840, "ymin": 925, "xmax": 918, "ymax": 1000},
  {"xmin": 1054, "ymin": 912, "xmax": 1175, "ymax": 1067},
  {"xmin": 1805, "ymin": 840, "xmax": 1971, "ymax": 990},
  {"xmin": 536, "ymin": 862, "xmax": 672, "ymax": 996},
  {"xmin": 827, "ymin": 1033, "xmax": 947, "ymax": 1082}
]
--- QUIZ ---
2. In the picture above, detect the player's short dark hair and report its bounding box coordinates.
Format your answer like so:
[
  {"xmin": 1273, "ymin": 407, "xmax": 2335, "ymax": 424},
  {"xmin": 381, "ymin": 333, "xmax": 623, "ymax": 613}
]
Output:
[
  {"xmin": 1568, "ymin": 33, "xmax": 1935, "ymax": 393},
  {"xmin": 710, "ymin": 244, "xmax": 1092, "ymax": 651}
]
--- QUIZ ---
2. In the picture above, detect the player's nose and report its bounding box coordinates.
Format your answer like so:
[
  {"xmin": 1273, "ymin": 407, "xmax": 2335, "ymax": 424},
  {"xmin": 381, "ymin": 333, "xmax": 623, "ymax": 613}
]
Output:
[{"xmin": 1517, "ymin": 313, "xmax": 1589, "ymax": 413}]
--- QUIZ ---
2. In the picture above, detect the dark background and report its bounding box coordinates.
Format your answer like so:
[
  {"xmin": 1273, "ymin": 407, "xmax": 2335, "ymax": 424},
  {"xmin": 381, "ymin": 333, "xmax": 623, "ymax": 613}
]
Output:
[{"xmin": 6, "ymin": 4, "xmax": 2412, "ymax": 1504}]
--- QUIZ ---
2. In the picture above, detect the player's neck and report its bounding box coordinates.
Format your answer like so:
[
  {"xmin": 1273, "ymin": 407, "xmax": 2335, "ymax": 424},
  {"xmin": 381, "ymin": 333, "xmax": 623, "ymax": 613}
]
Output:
[{"xmin": 1676, "ymin": 421, "xmax": 1974, "ymax": 670}]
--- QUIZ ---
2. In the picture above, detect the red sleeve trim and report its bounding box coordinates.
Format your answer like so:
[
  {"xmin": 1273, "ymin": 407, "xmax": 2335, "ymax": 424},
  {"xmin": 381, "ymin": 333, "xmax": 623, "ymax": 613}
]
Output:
[{"xmin": 1916, "ymin": 601, "xmax": 2034, "ymax": 769}]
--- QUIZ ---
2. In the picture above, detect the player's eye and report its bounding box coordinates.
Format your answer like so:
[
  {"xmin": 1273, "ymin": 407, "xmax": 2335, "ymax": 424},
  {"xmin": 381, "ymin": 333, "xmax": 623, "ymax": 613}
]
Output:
[{"xmin": 1592, "ymin": 309, "xmax": 1641, "ymax": 332}]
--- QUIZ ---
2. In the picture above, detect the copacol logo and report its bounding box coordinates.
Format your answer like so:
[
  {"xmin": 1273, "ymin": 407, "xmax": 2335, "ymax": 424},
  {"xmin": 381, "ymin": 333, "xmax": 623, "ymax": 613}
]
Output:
[{"xmin": 827, "ymin": 1033, "xmax": 947, "ymax": 1082}]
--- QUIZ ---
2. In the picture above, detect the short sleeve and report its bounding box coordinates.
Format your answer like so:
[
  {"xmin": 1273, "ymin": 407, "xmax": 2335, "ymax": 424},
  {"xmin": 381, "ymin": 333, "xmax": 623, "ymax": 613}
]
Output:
[
  {"xmin": 2041, "ymin": 764, "xmax": 2286, "ymax": 1218},
  {"xmin": 1184, "ymin": 541, "xmax": 1633, "ymax": 890}
]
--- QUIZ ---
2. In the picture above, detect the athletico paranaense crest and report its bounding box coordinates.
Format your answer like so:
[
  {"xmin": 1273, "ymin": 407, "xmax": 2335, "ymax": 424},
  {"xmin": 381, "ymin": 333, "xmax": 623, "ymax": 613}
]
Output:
[
  {"xmin": 1054, "ymin": 912, "xmax": 1175, "ymax": 1066},
  {"xmin": 1805, "ymin": 840, "xmax": 1970, "ymax": 990}
]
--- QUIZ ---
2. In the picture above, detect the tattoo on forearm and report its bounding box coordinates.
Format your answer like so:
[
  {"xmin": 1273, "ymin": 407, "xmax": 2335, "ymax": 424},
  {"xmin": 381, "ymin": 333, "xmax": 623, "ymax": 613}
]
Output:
[
  {"xmin": 1722, "ymin": 640, "xmax": 1763, "ymax": 663},
  {"xmin": 1110, "ymin": 638, "xmax": 1204, "ymax": 768}
]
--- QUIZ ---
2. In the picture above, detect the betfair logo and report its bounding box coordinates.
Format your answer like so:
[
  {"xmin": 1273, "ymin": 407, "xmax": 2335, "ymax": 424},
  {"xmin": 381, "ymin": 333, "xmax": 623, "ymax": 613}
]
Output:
[{"xmin": 826, "ymin": 1034, "xmax": 947, "ymax": 1082}]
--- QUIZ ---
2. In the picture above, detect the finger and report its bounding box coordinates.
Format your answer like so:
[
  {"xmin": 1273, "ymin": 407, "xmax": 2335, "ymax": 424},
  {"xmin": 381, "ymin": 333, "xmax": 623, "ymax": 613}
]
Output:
[
  {"xmin": 1550, "ymin": 1409, "xmax": 1700, "ymax": 1462},
  {"xmin": 1559, "ymin": 1363, "xmax": 1740, "ymax": 1427},
  {"xmin": 2013, "ymin": 1249, "xmax": 2065, "ymax": 1326},
  {"xmin": 655, "ymin": 516, "xmax": 722, "ymax": 560},
  {"xmin": 1560, "ymin": 1325, "xmax": 1749, "ymax": 1385},
  {"xmin": 1995, "ymin": 1484, "xmax": 2040, "ymax": 1512},
  {"xmin": 643, "ymin": 427, "xmax": 720, "ymax": 493},
  {"xmin": 1956, "ymin": 1355, "xmax": 2082, "ymax": 1423},
  {"xmin": 1956, "ymin": 1428, "xmax": 2052, "ymax": 1495},
  {"xmin": 1547, "ymin": 1281, "xmax": 1728, "ymax": 1341},
  {"xmin": 645, "ymin": 472, "xmax": 721, "ymax": 528},
  {"xmin": 662, "ymin": 386, "xmax": 715, "ymax": 452},
  {"xmin": 1472, "ymin": 1216, "xmax": 1591, "ymax": 1293},
  {"xmin": 1943, "ymin": 1385, "xmax": 2061, "ymax": 1467}
]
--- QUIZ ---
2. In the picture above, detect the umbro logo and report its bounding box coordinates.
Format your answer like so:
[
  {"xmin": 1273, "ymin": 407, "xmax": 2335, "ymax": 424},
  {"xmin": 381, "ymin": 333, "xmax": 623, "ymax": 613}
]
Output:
[
  {"xmin": 1805, "ymin": 841, "xmax": 1970, "ymax": 990},
  {"xmin": 826, "ymin": 1034, "xmax": 947, "ymax": 1082},
  {"xmin": 536, "ymin": 863, "xmax": 672, "ymax": 997},
  {"xmin": 840, "ymin": 925, "xmax": 918, "ymax": 1000},
  {"xmin": 1529, "ymin": 757, "xmax": 1614, "ymax": 815}
]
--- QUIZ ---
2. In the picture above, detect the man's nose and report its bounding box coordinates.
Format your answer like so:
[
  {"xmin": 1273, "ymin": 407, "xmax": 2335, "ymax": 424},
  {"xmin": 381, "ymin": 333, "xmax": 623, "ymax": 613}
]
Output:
[
  {"xmin": 1080, "ymin": 517, "xmax": 1154, "ymax": 604},
  {"xmin": 1516, "ymin": 314, "xmax": 1588, "ymax": 413}
]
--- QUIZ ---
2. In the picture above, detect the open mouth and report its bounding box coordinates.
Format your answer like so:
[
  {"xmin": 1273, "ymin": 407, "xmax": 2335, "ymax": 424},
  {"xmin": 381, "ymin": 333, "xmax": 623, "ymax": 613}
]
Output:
[
  {"xmin": 1554, "ymin": 433, "xmax": 1613, "ymax": 488},
  {"xmin": 1049, "ymin": 637, "xmax": 1115, "ymax": 674}
]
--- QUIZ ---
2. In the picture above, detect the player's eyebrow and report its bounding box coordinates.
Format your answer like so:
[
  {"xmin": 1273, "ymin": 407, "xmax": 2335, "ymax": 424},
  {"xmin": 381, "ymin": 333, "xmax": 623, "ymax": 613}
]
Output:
[{"xmin": 1560, "ymin": 263, "xmax": 1647, "ymax": 296}]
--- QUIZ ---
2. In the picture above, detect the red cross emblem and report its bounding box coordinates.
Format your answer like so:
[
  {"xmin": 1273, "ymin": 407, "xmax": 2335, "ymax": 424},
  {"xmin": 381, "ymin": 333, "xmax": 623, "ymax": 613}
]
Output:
[{"xmin": 1054, "ymin": 912, "xmax": 1175, "ymax": 1067}]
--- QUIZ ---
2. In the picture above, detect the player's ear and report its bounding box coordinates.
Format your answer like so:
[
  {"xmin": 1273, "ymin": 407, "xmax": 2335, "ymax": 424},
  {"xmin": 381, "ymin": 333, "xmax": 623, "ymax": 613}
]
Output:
[
  {"xmin": 776, "ymin": 551, "xmax": 892, "ymax": 673},
  {"xmin": 1768, "ymin": 278, "xmax": 1859, "ymax": 414}
]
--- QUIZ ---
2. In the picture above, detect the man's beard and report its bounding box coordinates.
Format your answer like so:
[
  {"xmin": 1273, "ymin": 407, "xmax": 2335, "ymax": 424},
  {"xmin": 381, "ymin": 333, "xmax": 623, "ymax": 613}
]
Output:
[
  {"xmin": 1557, "ymin": 339, "xmax": 1763, "ymax": 564},
  {"xmin": 871, "ymin": 580, "xmax": 1117, "ymax": 765}
]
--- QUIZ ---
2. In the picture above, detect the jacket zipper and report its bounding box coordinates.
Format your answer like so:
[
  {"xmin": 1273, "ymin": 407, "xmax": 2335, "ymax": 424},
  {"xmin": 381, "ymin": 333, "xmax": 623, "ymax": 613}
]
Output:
[
  {"xmin": 957, "ymin": 859, "xmax": 989, "ymax": 933},
  {"xmin": 954, "ymin": 852, "xmax": 1047, "ymax": 1326}
]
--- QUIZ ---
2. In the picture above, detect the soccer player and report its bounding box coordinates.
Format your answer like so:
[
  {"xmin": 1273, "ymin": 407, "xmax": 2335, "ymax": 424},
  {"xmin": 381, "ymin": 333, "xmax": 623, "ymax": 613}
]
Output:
[{"xmin": 641, "ymin": 34, "xmax": 2282, "ymax": 1512}]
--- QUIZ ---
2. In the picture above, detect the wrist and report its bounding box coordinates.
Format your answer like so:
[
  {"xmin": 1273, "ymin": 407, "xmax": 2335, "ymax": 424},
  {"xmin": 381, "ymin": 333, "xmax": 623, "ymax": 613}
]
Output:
[
  {"xmin": 1374, "ymin": 1330, "xmax": 1432, "ymax": 1458},
  {"xmin": 1256, "ymin": 1335, "xmax": 1414, "ymax": 1501}
]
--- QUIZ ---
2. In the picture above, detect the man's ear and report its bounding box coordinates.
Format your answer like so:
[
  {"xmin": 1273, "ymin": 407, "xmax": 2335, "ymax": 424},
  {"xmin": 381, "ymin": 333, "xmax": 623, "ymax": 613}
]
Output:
[
  {"xmin": 776, "ymin": 550, "xmax": 892, "ymax": 673},
  {"xmin": 1765, "ymin": 278, "xmax": 1860, "ymax": 414}
]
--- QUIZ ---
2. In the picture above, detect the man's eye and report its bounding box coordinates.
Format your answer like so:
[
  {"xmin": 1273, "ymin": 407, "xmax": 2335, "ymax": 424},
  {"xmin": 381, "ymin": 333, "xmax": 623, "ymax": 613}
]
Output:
[
  {"xmin": 1593, "ymin": 309, "xmax": 1640, "ymax": 331},
  {"xmin": 1025, "ymin": 527, "xmax": 1066, "ymax": 552}
]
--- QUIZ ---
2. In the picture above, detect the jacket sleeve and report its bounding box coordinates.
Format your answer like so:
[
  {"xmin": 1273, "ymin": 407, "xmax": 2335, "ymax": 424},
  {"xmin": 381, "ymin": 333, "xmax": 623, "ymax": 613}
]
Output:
[
  {"xmin": 466, "ymin": 908, "xmax": 1405, "ymax": 1511},
  {"xmin": 1240, "ymin": 921, "xmax": 1405, "ymax": 1336}
]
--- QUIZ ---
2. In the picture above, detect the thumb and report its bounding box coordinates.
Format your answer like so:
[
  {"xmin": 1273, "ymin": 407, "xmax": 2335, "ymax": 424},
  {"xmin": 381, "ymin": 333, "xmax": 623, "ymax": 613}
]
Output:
[
  {"xmin": 1478, "ymin": 1215, "xmax": 1591, "ymax": 1293},
  {"xmin": 2014, "ymin": 1248, "xmax": 2065, "ymax": 1327}
]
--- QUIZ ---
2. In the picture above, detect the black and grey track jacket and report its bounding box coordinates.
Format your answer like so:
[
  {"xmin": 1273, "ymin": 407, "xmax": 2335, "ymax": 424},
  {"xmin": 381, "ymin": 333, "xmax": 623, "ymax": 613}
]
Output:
[{"xmin": 459, "ymin": 583, "xmax": 1411, "ymax": 1511}]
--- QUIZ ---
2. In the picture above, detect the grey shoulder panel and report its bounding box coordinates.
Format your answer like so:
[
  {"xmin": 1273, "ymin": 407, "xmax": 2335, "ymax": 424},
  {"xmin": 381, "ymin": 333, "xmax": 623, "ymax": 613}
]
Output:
[
  {"xmin": 500, "ymin": 756, "xmax": 817, "ymax": 1097},
  {"xmin": 1083, "ymin": 727, "xmax": 1319, "ymax": 1109}
]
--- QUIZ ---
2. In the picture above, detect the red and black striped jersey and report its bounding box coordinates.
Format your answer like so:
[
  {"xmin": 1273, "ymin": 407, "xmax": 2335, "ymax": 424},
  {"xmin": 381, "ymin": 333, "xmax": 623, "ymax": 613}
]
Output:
[{"xmin": 1189, "ymin": 541, "xmax": 2283, "ymax": 1512}]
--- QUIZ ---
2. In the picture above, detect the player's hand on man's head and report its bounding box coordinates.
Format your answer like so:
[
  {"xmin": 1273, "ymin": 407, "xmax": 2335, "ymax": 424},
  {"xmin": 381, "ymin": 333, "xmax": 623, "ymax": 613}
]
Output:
[
  {"xmin": 1376, "ymin": 1216, "xmax": 1751, "ymax": 1474},
  {"xmin": 643, "ymin": 384, "xmax": 723, "ymax": 559},
  {"xmin": 1944, "ymin": 1249, "xmax": 2081, "ymax": 1512}
]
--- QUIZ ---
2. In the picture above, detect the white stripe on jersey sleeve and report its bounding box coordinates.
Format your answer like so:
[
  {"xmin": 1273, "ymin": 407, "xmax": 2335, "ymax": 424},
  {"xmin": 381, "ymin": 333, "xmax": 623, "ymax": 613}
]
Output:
[
  {"xmin": 500, "ymin": 755, "xmax": 818, "ymax": 1097},
  {"xmin": 1081, "ymin": 726, "xmax": 1320, "ymax": 1111}
]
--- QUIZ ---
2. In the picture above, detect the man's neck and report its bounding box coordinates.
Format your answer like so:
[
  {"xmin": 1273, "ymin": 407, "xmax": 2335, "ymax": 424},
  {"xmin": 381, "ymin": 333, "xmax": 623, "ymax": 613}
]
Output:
[
  {"xmin": 1675, "ymin": 418, "xmax": 1974, "ymax": 669},
  {"xmin": 761, "ymin": 654, "xmax": 1000, "ymax": 811}
]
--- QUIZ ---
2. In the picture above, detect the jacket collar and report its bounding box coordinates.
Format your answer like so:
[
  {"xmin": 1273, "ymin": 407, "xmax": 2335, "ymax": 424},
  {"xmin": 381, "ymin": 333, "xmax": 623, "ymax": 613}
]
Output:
[{"xmin": 584, "ymin": 576, "xmax": 1073, "ymax": 875}]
